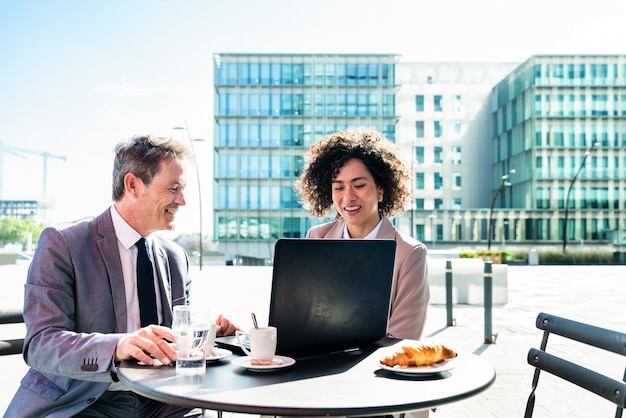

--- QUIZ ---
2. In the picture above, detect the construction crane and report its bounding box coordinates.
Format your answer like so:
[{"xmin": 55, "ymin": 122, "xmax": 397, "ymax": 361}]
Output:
[{"xmin": 0, "ymin": 142, "xmax": 67, "ymax": 201}]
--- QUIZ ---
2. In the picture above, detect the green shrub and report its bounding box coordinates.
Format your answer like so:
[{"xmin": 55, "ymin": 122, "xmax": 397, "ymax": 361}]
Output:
[
  {"xmin": 540, "ymin": 251, "xmax": 615, "ymax": 264},
  {"xmin": 456, "ymin": 250, "xmax": 616, "ymax": 264},
  {"xmin": 500, "ymin": 250, "xmax": 514, "ymax": 261}
]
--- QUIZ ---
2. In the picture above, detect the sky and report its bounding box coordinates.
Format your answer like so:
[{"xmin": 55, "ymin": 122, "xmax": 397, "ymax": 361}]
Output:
[{"xmin": 0, "ymin": 0, "xmax": 624, "ymax": 237}]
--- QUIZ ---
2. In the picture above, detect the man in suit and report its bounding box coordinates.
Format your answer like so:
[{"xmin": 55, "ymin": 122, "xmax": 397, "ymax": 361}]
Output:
[{"xmin": 5, "ymin": 134, "xmax": 236, "ymax": 417}]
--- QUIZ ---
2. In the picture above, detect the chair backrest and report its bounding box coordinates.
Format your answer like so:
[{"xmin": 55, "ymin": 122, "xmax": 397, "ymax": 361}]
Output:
[{"xmin": 524, "ymin": 312, "xmax": 626, "ymax": 418}]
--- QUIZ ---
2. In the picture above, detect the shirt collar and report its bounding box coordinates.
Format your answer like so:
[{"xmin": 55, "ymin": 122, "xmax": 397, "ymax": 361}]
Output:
[
  {"xmin": 342, "ymin": 213, "xmax": 384, "ymax": 239},
  {"xmin": 110, "ymin": 205, "xmax": 149, "ymax": 249}
]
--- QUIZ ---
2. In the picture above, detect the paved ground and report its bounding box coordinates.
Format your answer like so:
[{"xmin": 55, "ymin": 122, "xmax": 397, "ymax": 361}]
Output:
[{"xmin": 1, "ymin": 263, "xmax": 624, "ymax": 417}]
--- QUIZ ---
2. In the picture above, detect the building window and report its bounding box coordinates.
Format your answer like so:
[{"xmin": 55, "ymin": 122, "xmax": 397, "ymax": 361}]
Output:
[
  {"xmin": 415, "ymin": 224, "xmax": 425, "ymax": 241},
  {"xmin": 434, "ymin": 146, "xmax": 443, "ymax": 163},
  {"xmin": 452, "ymin": 95, "xmax": 461, "ymax": 112},
  {"xmin": 434, "ymin": 121, "xmax": 442, "ymax": 138},
  {"xmin": 453, "ymin": 121, "xmax": 462, "ymax": 137},
  {"xmin": 553, "ymin": 64, "xmax": 564, "ymax": 82},
  {"xmin": 434, "ymin": 95, "xmax": 443, "ymax": 112},
  {"xmin": 415, "ymin": 95, "xmax": 424, "ymax": 112},
  {"xmin": 434, "ymin": 198, "xmax": 443, "ymax": 209},
  {"xmin": 416, "ymin": 121, "xmax": 425, "ymax": 138},
  {"xmin": 536, "ymin": 187, "xmax": 550, "ymax": 209},
  {"xmin": 453, "ymin": 173, "xmax": 461, "ymax": 189},
  {"xmin": 452, "ymin": 146, "xmax": 461, "ymax": 164},
  {"xmin": 557, "ymin": 186, "xmax": 565, "ymax": 209},
  {"xmin": 452, "ymin": 198, "xmax": 461, "ymax": 209},
  {"xmin": 414, "ymin": 198, "xmax": 424, "ymax": 209},
  {"xmin": 415, "ymin": 146, "xmax": 424, "ymax": 164},
  {"xmin": 434, "ymin": 173, "xmax": 443, "ymax": 190},
  {"xmin": 436, "ymin": 224, "xmax": 443, "ymax": 241},
  {"xmin": 416, "ymin": 173, "xmax": 425, "ymax": 190}
]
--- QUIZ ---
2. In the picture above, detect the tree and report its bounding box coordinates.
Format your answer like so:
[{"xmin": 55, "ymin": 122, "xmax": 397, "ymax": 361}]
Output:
[{"xmin": 0, "ymin": 218, "xmax": 46, "ymax": 248}]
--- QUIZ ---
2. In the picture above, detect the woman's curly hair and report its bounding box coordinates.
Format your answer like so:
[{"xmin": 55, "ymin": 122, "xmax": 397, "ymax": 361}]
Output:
[{"xmin": 295, "ymin": 128, "xmax": 412, "ymax": 220}]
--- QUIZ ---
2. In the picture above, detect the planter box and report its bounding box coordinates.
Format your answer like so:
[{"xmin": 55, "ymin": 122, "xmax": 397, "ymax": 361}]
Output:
[
  {"xmin": 0, "ymin": 252, "xmax": 17, "ymax": 265},
  {"xmin": 475, "ymin": 253, "xmax": 502, "ymax": 264},
  {"xmin": 428, "ymin": 258, "xmax": 508, "ymax": 305}
]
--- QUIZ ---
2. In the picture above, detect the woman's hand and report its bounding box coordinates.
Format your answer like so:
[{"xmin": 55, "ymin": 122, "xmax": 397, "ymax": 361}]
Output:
[{"xmin": 215, "ymin": 314, "xmax": 239, "ymax": 336}]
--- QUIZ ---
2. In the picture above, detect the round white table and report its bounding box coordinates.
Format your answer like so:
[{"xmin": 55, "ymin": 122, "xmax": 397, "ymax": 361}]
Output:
[{"xmin": 118, "ymin": 339, "xmax": 496, "ymax": 416}]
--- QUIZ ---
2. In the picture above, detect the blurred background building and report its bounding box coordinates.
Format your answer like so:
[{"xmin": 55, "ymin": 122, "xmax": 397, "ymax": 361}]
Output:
[
  {"xmin": 4, "ymin": 53, "xmax": 624, "ymax": 263},
  {"xmin": 490, "ymin": 55, "xmax": 626, "ymax": 246},
  {"xmin": 211, "ymin": 53, "xmax": 626, "ymax": 264},
  {"xmin": 213, "ymin": 53, "xmax": 399, "ymax": 263}
]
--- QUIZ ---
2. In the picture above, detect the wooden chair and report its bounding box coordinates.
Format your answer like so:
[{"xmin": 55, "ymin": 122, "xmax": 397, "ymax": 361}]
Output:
[{"xmin": 524, "ymin": 312, "xmax": 626, "ymax": 418}]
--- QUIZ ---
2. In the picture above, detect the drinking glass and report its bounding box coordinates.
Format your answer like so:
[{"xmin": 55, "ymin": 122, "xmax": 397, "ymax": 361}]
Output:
[{"xmin": 172, "ymin": 305, "xmax": 211, "ymax": 376}]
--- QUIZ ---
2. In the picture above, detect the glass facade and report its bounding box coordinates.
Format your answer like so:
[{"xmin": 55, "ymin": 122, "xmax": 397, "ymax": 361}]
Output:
[
  {"xmin": 210, "ymin": 54, "xmax": 626, "ymax": 255},
  {"xmin": 213, "ymin": 53, "xmax": 399, "ymax": 261},
  {"xmin": 396, "ymin": 61, "xmax": 519, "ymax": 240},
  {"xmin": 491, "ymin": 55, "xmax": 626, "ymax": 244}
]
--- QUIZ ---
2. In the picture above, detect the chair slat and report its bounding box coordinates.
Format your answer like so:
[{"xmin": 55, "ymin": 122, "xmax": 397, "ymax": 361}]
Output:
[
  {"xmin": 525, "ymin": 312, "xmax": 626, "ymax": 418},
  {"xmin": 536, "ymin": 312, "xmax": 626, "ymax": 355},
  {"xmin": 528, "ymin": 348, "xmax": 626, "ymax": 408}
]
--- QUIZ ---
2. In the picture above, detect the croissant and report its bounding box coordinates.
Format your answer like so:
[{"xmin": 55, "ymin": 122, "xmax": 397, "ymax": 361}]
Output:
[{"xmin": 380, "ymin": 342, "xmax": 457, "ymax": 367}]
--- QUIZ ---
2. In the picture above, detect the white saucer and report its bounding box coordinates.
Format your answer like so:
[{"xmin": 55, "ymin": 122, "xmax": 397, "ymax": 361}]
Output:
[
  {"xmin": 379, "ymin": 358, "xmax": 456, "ymax": 375},
  {"xmin": 206, "ymin": 347, "xmax": 232, "ymax": 362},
  {"xmin": 232, "ymin": 355, "xmax": 296, "ymax": 371}
]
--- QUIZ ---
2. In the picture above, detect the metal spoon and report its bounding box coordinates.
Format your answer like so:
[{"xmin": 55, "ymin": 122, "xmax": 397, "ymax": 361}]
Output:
[{"xmin": 251, "ymin": 313, "xmax": 259, "ymax": 329}]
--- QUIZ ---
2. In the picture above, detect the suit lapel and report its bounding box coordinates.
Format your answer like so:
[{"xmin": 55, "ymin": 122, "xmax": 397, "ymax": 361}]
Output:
[
  {"xmin": 96, "ymin": 210, "xmax": 128, "ymax": 333},
  {"xmin": 324, "ymin": 221, "xmax": 345, "ymax": 238},
  {"xmin": 377, "ymin": 217, "xmax": 397, "ymax": 240},
  {"xmin": 153, "ymin": 244, "xmax": 173, "ymax": 326}
]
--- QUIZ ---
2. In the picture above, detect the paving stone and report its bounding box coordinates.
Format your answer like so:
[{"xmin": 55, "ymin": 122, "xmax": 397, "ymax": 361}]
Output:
[{"xmin": 1, "ymin": 264, "xmax": 624, "ymax": 417}]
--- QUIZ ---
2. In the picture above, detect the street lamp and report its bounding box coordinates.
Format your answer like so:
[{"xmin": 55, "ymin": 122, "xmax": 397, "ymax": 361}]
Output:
[
  {"xmin": 488, "ymin": 168, "xmax": 515, "ymax": 251},
  {"xmin": 562, "ymin": 142, "xmax": 598, "ymax": 253},
  {"xmin": 173, "ymin": 122, "xmax": 205, "ymax": 270}
]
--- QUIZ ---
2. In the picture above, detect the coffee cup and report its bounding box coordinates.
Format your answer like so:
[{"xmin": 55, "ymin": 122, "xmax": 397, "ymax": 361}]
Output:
[
  {"xmin": 205, "ymin": 322, "xmax": 217, "ymax": 357},
  {"xmin": 235, "ymin": 326, "xmax": 277, "ymax": 361}
]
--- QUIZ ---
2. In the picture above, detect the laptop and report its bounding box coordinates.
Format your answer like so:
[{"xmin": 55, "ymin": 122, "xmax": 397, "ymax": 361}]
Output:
[{"xmin": 267, "ymin": 238, "xmax": 396, "ymax": 357}]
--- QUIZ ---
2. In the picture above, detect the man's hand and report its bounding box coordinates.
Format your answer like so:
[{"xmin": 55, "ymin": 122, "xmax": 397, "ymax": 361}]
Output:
[
  {"xmin": 115, "ymin": 325, "xmax": 177, "ymax": 366},
  {"xmin": 215, "ymin": 314, "xmax": 239, "ymax": 336}
]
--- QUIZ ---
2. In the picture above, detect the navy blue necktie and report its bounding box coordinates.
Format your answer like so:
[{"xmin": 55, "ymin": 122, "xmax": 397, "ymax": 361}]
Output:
[{"xmin": 136, "ymin": 238, "xmax": 158, "ymax": 327}]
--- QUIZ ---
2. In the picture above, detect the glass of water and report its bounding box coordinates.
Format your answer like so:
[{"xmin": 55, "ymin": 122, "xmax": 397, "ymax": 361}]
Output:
[{"xmin": 172, "ymin": 305, "xmax": 211, "ymax": 376}]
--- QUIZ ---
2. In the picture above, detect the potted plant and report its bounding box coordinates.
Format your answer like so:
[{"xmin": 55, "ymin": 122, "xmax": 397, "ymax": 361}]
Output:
[{"xmin": 474, "ymin": 250, "xmax": 502, "ymax": 264}]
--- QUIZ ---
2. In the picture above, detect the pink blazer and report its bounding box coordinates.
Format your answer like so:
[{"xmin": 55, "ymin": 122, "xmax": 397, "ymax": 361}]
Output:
[{"xmin": 306, "ymin": 217, "xmax": 429, "ymax": 340}]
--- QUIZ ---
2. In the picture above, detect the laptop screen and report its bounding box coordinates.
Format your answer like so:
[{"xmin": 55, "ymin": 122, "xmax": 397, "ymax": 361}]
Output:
[{"xmin": 268, "ymin": 238, "xmax": 396, "ymax": 357}]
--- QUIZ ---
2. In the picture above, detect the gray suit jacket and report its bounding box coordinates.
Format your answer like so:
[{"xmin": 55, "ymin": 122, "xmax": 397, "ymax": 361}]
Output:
[
  {"xmin": 306, "ymin": 217, "xmax": 429, "ymax": 340},
  {"xmin": 4, "ymin": 208, "xmax": 191, "ymax": 418}
]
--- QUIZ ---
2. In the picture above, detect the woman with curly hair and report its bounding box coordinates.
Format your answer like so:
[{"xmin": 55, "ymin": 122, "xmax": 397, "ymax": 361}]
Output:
[{"xmin": 296, "ymin": 128, "xmax": 429, "ymax": 341}]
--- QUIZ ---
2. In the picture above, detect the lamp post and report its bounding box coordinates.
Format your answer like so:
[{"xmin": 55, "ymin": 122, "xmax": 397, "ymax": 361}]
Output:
[
  {"xmin": 173, "ymin": 122, "xmax": 205, "ymax": 270},
  {"xmin": 562, "ymin": 142, "xmax": 597, "ymax": 253},
  {"xmin": 487, "ymin": 168, "xmax": 515, "ymax": 251}
]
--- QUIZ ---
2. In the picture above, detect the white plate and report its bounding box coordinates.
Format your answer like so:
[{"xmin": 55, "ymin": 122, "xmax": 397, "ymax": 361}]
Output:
[
  {"xmin": 232, "ymin": 355, "xmax": 296, "ymax": 371},
  {"xmin": 206, "ymin": 347, "xmax": 232, "ymax": 362},
  {"xmin": 379, "ymin": 358, "xmax": 456, "ymax": 375}
]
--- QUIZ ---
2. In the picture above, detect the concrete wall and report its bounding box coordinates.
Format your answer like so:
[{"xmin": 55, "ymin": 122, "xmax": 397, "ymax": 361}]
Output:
[
  {"xmin": 0, "ymin": 252, "xmax": 17, "ymax": 266},
  {"xmin": 427, "ymin": 258, "xmax": 508, "ymax": 305}
]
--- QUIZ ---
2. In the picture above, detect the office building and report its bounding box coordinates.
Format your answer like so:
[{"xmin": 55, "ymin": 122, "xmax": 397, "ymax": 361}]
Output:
[
  {"xmin": 396, "ymin": 55, "xmax": 626, "ymax": 248},
  {"xmin": 212, "ymin": 53, "xmax": 626, "ymax": 261},
  {"xmin": 490, "ymin": 54, "xmax": 626, "ymax": 246},
  {"xmin": 213, "ymin": 53, "xmax": 399, "ymax": 263},
  {"xmin": 0, "ymin": 200, "xmax": 39, "ymax": 220},
  {"xmin": 394, "ymin": 62, "xmax": 519, "ymax": 243}
]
